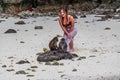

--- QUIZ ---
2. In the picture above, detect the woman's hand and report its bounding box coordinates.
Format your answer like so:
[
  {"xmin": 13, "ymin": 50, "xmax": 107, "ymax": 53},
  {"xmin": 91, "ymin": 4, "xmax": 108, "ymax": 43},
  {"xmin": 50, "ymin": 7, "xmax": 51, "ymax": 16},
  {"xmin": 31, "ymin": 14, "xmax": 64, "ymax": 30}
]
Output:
[{"xmin": 67, "ymin": 33, "xmax": 71, "ymax": 39}]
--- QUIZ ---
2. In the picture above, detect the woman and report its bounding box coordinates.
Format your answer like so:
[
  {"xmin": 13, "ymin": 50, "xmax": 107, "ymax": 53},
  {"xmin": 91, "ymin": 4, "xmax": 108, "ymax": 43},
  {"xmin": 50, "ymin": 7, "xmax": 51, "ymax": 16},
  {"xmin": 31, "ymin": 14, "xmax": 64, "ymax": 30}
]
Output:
[{"xmin": 58, "ymin": 6, "xmax": 77, "ymax": 53}]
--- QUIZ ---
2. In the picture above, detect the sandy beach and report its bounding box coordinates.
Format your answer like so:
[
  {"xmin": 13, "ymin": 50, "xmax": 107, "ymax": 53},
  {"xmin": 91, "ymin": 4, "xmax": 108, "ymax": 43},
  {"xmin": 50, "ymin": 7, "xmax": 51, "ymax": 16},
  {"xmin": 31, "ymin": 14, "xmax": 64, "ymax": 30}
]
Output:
[{"xmin": 0, "ymin": 14, "xmax": 120, "ymax": 80}]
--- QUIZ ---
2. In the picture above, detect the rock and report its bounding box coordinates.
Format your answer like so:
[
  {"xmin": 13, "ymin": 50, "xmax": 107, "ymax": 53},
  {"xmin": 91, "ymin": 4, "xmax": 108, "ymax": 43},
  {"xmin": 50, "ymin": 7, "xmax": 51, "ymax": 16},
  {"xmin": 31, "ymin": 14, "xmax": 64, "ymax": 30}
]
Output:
[
  {"xmin": 4, "ymin": 29, "xmax": 17, "ymax": 33},
  {"xmin": 15, "ymin": 21, "xmax": 26, "ymax": 25},
  {"xmin": 0, "ymin": 20, "xmax": 5, "ymax": 23},
  {"xmin": 104, "ymin": 27, "xmax": 111, "ymax": 30},
  {"xmin": 80, "ymin": 14, "xmax": 86, "ymax": 18},
  {"xmin": 80, "ymin": 56, "xmax": 86, "ymax": 59},
  {"xmin": 52, "ymin": 61, "xmax": 59, "ymax": 65},
  {"xmin": 16, "ymin": 60, "xmax": 30, "ymax": 64},
  {"xmin": 31, "ymin": 66, "xmax": 38, "ymax": 68},
  {"xmin": 59, "ymin": 63, "xmax": 64, "ymax": 66},
  {"xmin": 2, "ymin": 65, "xmax": 7, "ymax": 68},
  {"xmin": 45, "ymin": 62, "xmax": 51, "ymax": 65},
  {"xmin": 6, "ymin": 69, "xmax": 15, "ymax": 72},
  {"xmin": 89, "ymin": 55, "xmax": 96, "ymax": 57},
  {"xmin": 16, "ymin": 70, "xmax": 28, "ymax": 74},
  {"xmin": 20, "ymin": 41, "xmax": 25, "ymax": 43},
  {"xmin": 34, "ymin": 26, "xmax": 43, "ymax": 29},
  {"xmin": 37, "ymin": 51, "xmax": 78, "ymax": 62},
  {"xmin": 43, "ymin": 48, "xmax": 49, "ymax": 53},
  {"xmin": 72, "ymin": 68, "xmax": 77, "ymax": 72},
  {"xmin": 26, "ymin": 75, "xmax": 34, "ymax": 77}
]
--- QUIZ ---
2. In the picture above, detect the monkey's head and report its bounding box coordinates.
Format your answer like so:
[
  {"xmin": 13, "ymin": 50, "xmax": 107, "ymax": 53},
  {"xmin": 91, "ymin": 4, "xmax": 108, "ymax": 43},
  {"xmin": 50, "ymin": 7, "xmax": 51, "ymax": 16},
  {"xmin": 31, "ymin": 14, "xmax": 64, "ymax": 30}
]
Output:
[
  {"xmin": 53, "ymin": 37, "xmax": 58, "ymax": 42},
  {"xmin": 60, "ymin": 38, "xmax": 65, "ymax": 42}
]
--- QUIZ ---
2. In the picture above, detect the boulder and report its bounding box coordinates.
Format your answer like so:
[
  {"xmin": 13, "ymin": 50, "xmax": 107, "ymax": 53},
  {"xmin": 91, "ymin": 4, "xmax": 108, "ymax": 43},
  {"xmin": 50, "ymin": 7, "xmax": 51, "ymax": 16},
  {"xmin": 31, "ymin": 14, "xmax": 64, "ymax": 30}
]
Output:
[{"xmin": 37, "ymin": 51, "xmax": 78, "ymax": 62}]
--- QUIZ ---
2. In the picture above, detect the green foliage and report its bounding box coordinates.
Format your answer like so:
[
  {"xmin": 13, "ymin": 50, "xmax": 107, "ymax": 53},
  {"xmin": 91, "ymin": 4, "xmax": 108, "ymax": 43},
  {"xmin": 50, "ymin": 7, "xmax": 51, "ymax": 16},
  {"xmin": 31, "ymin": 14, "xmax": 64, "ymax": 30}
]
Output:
[
  {"xmin": 20, "ymin": 0, "xmax": 33, "ymax": 7},
  {"xmin": 0, "ymin": 0, "xmax": 4, "ymax": 7},
  {"xmin": 0, "ymin": 0, "xmax": 6, "ymax": 12}
]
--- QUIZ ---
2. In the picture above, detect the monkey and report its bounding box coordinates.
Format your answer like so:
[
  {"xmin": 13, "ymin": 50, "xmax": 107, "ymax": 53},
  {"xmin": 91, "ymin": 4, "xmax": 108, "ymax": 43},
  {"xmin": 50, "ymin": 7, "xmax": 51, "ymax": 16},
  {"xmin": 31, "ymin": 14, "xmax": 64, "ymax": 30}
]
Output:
[
  {"xmin": 49, "ymin": 36, "xmax": 58, "ymax": 51},
  {"xmin": 58, "ymin": 38, "xmax": 67, "ymax": 52}
]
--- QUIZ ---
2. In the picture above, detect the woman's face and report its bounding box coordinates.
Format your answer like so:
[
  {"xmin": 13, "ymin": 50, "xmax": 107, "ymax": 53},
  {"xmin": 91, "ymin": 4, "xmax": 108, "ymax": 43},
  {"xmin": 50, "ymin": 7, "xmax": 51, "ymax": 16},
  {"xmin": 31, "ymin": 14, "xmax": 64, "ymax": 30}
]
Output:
[{"xmin": 60, "ymin": 9, "xmax": 66, "ymax": 17}]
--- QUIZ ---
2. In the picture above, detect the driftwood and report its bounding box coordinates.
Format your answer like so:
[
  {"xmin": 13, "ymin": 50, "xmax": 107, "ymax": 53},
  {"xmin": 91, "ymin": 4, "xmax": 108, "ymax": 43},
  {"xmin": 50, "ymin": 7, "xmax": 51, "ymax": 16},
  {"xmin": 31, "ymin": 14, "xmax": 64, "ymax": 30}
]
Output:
[{"xmin": 37, "ymin": 51, "xmax": 78, "ymax": 62}]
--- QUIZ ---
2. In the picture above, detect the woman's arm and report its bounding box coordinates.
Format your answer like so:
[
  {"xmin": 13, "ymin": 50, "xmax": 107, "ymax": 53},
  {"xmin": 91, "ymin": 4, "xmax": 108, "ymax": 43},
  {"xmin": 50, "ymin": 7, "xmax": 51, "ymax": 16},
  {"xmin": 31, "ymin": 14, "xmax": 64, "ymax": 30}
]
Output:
[
  {"xmin": 69, "ymin": 15, "xmax": 74, "ymax": 30},
  {"xmin": 58, "ymin": 18, "xmax": 69, "ymax": 35}
]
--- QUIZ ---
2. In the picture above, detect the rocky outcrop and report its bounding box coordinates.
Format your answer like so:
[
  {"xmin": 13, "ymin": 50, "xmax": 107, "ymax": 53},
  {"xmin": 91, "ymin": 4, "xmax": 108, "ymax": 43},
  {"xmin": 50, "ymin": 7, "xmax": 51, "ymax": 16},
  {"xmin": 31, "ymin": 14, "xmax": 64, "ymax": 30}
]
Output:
[{"xmin": 37, "ymin": 51, "xmax": 78, "ymax": 62}]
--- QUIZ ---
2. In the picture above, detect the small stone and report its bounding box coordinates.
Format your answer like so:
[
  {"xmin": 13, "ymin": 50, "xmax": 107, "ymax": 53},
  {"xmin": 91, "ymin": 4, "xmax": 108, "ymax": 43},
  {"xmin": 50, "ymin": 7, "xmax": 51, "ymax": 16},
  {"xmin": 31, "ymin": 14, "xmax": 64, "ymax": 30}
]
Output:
[
  {"xmin": 61, "ymin": 74, "xmax": 66, "ymax": 77},
  {"xmin": 6, "ymin": 69, "xmax": 15, "ymax": 72},
  {"xmin": 8, "ymin": 56, "xmax": 14, "ymax": 59},
  {"xmin": 5, "ymin": 29, "xmax": 17, "ymax": 33},
  {"xmin": 59, "ymin": 63, "xmax": 64, "ymax": 66},
  {"xmin": 34, "ymin": 26, "xmax": 43, "ymax": 29},
  {"xmin": 104, "ymin": 27, "xmax": 111, "ymax": 30},
  {"xmin": 79, "ymin": 56, "xmax": 86, "ymax": 59},
  {"xmin": 20, "ymin": 41, "xmax": 25, "ymax": 43},
  {"xmin": 77, "ymin": 57, "xmax": 82, "ymax": 60},
  {"xmin": 58, "ymin": 71, "xmax": 63, "ymax": 73},
  {"xmin": 2, "ymin": 65, "xmax": 7, "ymax": 68},
  {"xmin": 52, "ymin": 61, "xmax": 59, "ymax": 65},
  {"xmin": 26, "ymin": 75, "xmax": 34, "ymax": 77},
  {"xmin": 89, "ymin": 55, "xmax": 96, "ymax": 57},
  {"xmin": 36, "ymin": 52, "xmax": 43, "ymax": 55},
  {"xmin": 45, "ymin": 62, "xmax": 51, "ymax": 65},
  {"xmin": 42, "ymin": 70, "xmax": 46, "ymax": 71},
  {"xmin": 31, "ymin": 66, "xmax": 38, "ymax": 68},
  {"xmin": 16, "ymin": 60, "xmax": 30, "ymax": 64},
  {"xmin": 118, "ymin": 52, "xmax": 120, "ymax": 53},
  {"xmin": 43, "ymin": 48, "xmax": 49, "ymax": 53},
  {"xmin": 15, "ymin": 21, "xmax": 25, "ymax": 25},
  {"xmin": 31, "ymin": 69, "xmax": 36, "ymax": 72},
  {"xmin": 16, "ymin": 70, "xmax": 28, "ymax": 74},
  {"xmin": 72, "ymin": 68, "xmax": 77, "ymax": 72},
  {"xmin": 92, "ymin": 49, "xmax": 98, "ymax": 52}
]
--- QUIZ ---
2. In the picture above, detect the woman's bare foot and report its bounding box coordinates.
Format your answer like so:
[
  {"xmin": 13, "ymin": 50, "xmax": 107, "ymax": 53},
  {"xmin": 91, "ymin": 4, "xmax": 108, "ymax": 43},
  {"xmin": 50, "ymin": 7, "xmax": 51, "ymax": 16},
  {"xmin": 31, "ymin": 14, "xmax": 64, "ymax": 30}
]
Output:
[{"xmin": 70, "ymin": 49, "xmax": 74, "ymax": 53}]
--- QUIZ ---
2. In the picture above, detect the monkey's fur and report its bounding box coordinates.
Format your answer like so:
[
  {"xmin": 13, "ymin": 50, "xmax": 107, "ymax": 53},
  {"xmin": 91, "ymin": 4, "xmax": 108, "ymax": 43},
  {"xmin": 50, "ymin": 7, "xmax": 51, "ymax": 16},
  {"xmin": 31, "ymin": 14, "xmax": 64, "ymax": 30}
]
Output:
[
  {"xmin": 59, "ymin": 38, "xmax": 67, "ymax": 52},
  {"xmin": 49, "ymin": 36, "xmax": 58, "ymax": 51}
]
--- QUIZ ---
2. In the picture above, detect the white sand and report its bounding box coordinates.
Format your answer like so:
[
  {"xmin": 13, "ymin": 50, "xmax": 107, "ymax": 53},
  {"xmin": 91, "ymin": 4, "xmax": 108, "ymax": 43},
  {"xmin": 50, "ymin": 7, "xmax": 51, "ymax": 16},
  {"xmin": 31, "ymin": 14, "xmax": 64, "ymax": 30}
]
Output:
[{"xmin": 0, "ymin": 15, "xmax": 120, "ymax": 80}]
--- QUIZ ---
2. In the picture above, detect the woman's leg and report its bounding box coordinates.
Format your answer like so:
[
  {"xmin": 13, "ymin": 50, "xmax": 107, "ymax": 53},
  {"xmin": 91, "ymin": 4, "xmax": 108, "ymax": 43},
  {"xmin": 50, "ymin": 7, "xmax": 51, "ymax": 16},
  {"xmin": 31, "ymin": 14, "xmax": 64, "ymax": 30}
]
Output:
[
  {"xmin": 69, "ymin": 28, "xmax": 77, "ymax": 52},
  {"xmin": 70, "ymin": 40, "xmax": 74, "ymax": 52}
]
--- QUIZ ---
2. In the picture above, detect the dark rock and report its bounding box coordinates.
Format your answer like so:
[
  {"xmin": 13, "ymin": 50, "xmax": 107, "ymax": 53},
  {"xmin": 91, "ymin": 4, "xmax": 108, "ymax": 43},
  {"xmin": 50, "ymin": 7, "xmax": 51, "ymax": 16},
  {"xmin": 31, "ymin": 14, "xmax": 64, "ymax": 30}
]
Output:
[
  {"xmin": 59, "ymin": 63, "xmax": 64, "ymax": 66},
  {"xmin": 104, "ymin": 27, "xmax": 111, "ymax": 30},
  {"xmin": 89, "ymin": 55, "xmax": 96, "ymax": 57},
  {"xmin": 2, "ymin": 65, "xmax": 7, "ymax": 68},
  {"xmin": 20, "ymin": 41, "xmax": 25, "ymax": 43},
  {"xmin": 80, "ymin": 14, "xmax": 86, "ymax": 18},
  {"xmin": 16, "ymin": 60, "xmax": 30, "ymax": 64},
  {"xmin": 79, "ymin": 56, "xmax": 86, "ymax": 59},
  {"xmin": 16, "ymin": 70, "xmax": 28, "ymax": 74},
  {"xmin": 52, "ymin": 61, "xmax": 59, "ymax": 65},
  {"xmin": 26, "ymin": 75, "xmax": 34, "ymax": 77},
  {"xmin": 34, "ymin": 26, "xmax": 43, "ymax": 29},
  {"xmin": 45, "ymin": 62, "xmax": 51, "ymax": 65},
  {"xmin": 5, "ymin": 29, "xmax": 17, "ymax": 33},
  {"xmin": 6, "ymin": 69, "xmax": 15, "ymax": 72},
  {"xmin": 15, "ymin": 21, "xmax": 26, "ymax": 25},
  {"xmin": 37, "ymin": 51, "xmax": 78, "ymax": 62},
  {"xmin": 72, "ymin": 68, "xmax": 77, "ymax": 72},
  {"xmin": 31, "ymin": 66, "xmax": 38, "ymax": 68},
  {"xmin": 0, "ymin": 20, "xmax": 5, "ymax": 23}
]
